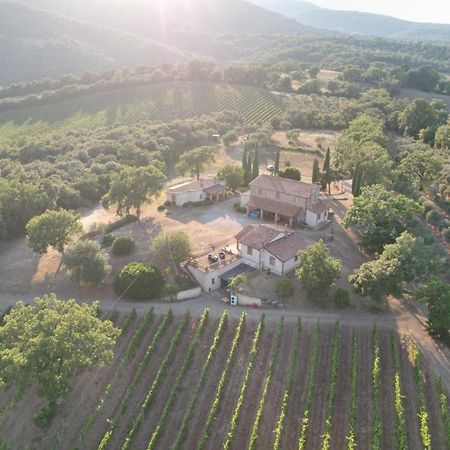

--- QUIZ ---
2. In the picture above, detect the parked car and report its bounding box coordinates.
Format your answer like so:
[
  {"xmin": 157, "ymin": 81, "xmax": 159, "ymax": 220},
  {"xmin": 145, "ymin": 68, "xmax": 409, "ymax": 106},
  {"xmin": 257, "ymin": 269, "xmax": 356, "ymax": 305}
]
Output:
[
  {"xmin": 267, "ymin": 165, "xmax": 275, "ymax": 172},
  {"xmin": 248, "ymin": 209, "xmax": 261, "ymax": 219}
]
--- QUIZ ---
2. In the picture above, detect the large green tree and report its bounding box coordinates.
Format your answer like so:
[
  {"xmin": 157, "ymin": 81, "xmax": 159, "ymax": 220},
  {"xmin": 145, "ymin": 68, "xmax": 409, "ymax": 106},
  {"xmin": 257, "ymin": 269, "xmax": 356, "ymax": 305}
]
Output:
[
  {"xmin": 349, "ymin": 232, "xmax": 434, "ymax": 303},
  {"xmin": 417, "ymin": 278, "xmax": 450, "ymax": 343},
  {"xmin": 399, "ymin": 148, "xmax": 443, "ymax": 191},
  {"xmin": 102, "ymin": 164, "xmax": 165, "ymax": 217},
  {"xmin": 176, "ymin": 146, "xmax": 215, "ymax": 180},
  {"xmin": 434, "ymin": 124, "xmax": 450, "ymax": 149},
  {"xmin": 217, "ymin": 164, "xmax": 244, "ymax": 190},
  {"xmin": 344, "ymin": 114, "xmax": 387, "ymax": 147},
  {"xmin": 0, "ymin": 295, "xmax": 119, "ymax": 404},
  {"xmin": 26, "ymin": 209, "xmax": 82, "ymax": 255},
  {"xmin": 399, "ymin": 98, "xmax": 448, "ymax": 140},
  {"xmin": 296, "ymin": 240, "xmax": 342, "ymax": 299},
  {"xmin": 343, "ymin": 185, "xmax": 420, "ymax": 255},
  {"xmin": 150, "ymin": 230, "xmax": 191, "ymax": 274},
  {"xmin": 0, "ymin": 179, "xmax": 56, "ymax": 239},
  {"xmin": 62, "ymin": 240, "xmax": 111, "ymax": 286}
]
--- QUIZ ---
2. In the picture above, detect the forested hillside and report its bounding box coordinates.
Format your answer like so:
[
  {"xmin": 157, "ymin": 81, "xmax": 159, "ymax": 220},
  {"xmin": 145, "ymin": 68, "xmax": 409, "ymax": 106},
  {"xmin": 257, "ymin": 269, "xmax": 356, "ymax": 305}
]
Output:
[
  {"xmin": 10, "ymin": 0, "xmax": 303, "ymax": 37},
  {"xmin": 0, "ymin": 2, "xmax": 189, "ymax": 84}
]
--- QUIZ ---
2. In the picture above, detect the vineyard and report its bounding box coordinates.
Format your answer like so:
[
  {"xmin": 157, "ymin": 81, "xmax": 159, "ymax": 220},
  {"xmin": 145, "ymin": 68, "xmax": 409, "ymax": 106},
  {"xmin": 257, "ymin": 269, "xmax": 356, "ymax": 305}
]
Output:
[
  {"xmin": 0, "ymin": 81, "xmax": 283, "ymax": 126},
  {"xmin": 1, "ymin": 310, "xmax": 450, "ymax": 450}
]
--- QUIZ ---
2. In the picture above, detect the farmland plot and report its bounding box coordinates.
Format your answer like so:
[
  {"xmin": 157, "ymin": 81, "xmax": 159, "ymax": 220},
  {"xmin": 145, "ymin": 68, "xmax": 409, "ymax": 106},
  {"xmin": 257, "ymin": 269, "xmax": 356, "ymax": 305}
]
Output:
[{"xmin": 0, "ymin": 312, "xmax": 449, "ymax": 450}]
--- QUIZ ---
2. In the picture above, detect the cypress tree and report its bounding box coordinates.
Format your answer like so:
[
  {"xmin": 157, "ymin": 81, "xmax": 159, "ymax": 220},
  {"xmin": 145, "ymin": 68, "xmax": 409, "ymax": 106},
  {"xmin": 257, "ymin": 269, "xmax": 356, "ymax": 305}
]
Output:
[
  {"xmin": 312, "ymin": 158, "xmax": 320, "ymax": 183},
  {"xmin": 252, "ymin": 149, "xmax": 259, "ymax": 181},
  {"xmin": 352, "ymin": 163, "xmax": 360, "ymax": 196},
  {"xmin": 322, "ymin": 148, "xmax": 333, "ymax": 194},
  {"xmin": 322, "ymin": 147, "xmax": 331, "ymax": 173},
  {"xmin": 274, "ymin": 149, "xmax": 280, "ymax": 175},
  {"xmin": 245, "ymin": 152, "xmax": 253, "ymax": 185},
  {"xmin": 353, "ymin": 165, "xmax": 364, "ymax": 198},
  {"xmin": 242, "ymin": 147, "xmax": 247, "ymax": 172}
]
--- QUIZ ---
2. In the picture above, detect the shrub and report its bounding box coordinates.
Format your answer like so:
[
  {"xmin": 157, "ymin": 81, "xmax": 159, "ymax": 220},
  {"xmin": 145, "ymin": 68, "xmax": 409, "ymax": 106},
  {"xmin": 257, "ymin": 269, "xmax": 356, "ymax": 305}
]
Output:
[
  {"xmin": 333, "ymin": 287, "xmax": 351, "ymax": 308},
  {"xmin": 163, "ymin": 284, "xmax": 181, "ymax": 296},
  {"xmin": 276, "ymin": 278, "xmax": 295, "ymax": 298},
  {"xmin": 34, "ymin": 403, "xmax": 57, "ymax": 428},
  {"xmin": 233, "ymin": 203, "xmax": 247, "ymax": 213},
  {"xmin": 439, "ymin": 220, "xmax": 450, "ymax": 232},
  {"xmin": 104, "ymin": 215, "xmax": 138, "ymax": 233},
  {"xmin": 442, "ymin": 227, "xmax": 450, "ymax": 243},
  {"xmin": 281, "ymin": 167, "xmax": 301, "ymax": 181},
  {"xmin": 114, "ymin": 263, "xmax": 165, "ymax": 300},
  {"xmin": 62, "ymin": 240, "xmax": 111, "ymax": 286},
  {"xmin": 112, "ymin": 236, "xmax": 135, "ymax": 256},
  {"xmin": 426, "ymin": 209, "xmax": 444, "ymax": 227},
  {"xmin": 101, "ymin": 234, "xmax": 115, "ymax": 248},
  {"xmin": 421, "ymin": 200, "xmax": 435, "ymax": 214}
]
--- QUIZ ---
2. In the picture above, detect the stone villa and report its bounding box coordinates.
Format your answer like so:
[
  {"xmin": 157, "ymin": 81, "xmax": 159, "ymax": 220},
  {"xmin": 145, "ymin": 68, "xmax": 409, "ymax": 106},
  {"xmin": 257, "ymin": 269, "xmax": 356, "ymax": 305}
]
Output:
[{"xmin": 242, "ymin": 174, "xmax": 329, "ymax": 228}]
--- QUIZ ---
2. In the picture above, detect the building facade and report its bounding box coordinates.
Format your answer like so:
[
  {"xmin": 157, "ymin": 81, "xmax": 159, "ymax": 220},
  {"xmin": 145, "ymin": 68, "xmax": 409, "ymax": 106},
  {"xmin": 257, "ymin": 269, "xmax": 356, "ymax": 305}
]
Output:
[
  {"xmin": 167, "ymin": 179, "xmax": 226, "ymax": 206},
  {"xmin": 243, "ymin": 174, "xmax": 329, "ymax": 228}
]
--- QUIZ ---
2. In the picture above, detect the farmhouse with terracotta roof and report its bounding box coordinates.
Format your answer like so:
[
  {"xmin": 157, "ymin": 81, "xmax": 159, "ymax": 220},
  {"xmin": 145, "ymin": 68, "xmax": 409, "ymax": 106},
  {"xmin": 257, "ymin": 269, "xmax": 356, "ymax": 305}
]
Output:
[
  {"xmin": 167, "ymin": 178, "xmax": 226, "ymax": 206},
  {"xmin": 184, "ymin": 224, "xmax": 309, "ymax": 292},
  {"xmin": 235, "ymin": 224, "xmax": 308, "ymax": 276},
  {"xmin": 242, "ymin": 174, "xmax": 329, "ymax": 228}
]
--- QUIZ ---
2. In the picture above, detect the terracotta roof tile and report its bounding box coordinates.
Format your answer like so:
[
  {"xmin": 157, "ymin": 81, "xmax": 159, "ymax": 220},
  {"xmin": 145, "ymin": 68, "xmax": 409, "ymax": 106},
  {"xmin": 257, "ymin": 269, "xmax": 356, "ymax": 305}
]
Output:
[
  {"xmin": 265, "ymin": 232, "xmax": 309, "ymax": 262},
  {"xmin": 167, "ymin": 179, "xmax": 224, "ymax": 194},
  {"xmin": 247, "ymin": 195, "xmax": 302, "ymax": 218},
  {"xmin": 249, "ymin": 174, "xmax": 318, "ymax": 198},
  {"xmin": 235, "ymin": 225, "xmax": 286, "ymax": 250}
]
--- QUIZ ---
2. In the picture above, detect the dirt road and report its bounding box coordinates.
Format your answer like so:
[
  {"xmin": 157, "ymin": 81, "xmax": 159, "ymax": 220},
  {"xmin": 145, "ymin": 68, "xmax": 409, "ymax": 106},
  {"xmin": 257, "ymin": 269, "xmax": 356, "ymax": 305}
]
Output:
[{"xmin": 2, "ymin": 290, "xmax": 450, "ymax": 392}]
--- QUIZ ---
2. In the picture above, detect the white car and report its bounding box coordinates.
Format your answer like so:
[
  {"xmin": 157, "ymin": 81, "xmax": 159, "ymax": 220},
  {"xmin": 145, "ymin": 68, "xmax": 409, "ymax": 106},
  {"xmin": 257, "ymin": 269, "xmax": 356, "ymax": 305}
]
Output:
[{"xmin": 267, "ymin": 165, "xmax": 275, "ymax": 172}]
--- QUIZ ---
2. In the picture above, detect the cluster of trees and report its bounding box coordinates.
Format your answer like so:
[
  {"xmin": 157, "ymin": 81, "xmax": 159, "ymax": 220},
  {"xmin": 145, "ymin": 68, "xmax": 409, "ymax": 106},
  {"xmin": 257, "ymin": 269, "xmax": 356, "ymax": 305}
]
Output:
[
  {"xmin": 258, "ymin": 34, "xmax": 450, "ymax": 74},
  {"xmin": 0, "ymin": 111, "xmax": 241, "ymax": 240},
  {"xmin": 341, "ymin": 63, "xmax": 450, "ymax": 95}
]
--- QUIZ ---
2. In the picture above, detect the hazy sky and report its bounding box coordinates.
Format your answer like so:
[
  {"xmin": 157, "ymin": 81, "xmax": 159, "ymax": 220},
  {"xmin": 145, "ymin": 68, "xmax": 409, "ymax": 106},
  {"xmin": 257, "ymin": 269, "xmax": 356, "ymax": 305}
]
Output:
[{"xmin": 311, "ymin": 1, "xmax": 450, "ymax": 24}]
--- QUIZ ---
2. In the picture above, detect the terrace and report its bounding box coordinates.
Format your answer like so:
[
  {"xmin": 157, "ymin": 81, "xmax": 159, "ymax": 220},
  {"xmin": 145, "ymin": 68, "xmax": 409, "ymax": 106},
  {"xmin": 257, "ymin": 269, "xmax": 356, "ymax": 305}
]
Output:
[{"xmin": 187, "ymin": 247, "xmax": 240, "ymax": 273}]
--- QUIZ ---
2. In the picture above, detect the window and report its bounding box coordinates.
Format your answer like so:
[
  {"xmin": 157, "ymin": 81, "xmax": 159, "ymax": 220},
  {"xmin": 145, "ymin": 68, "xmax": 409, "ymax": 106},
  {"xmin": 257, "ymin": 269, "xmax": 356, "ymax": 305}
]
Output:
[
  {"xmin": 269, "ymin": 256, "xmax": 276, "ymax": 266},
  {"xmin": 211, "ymin": 278, "xmax": 215, "ymax": 285},
  {"xmin": 247, "ymin": 246, "xmax": 253, "ymax": 256}
]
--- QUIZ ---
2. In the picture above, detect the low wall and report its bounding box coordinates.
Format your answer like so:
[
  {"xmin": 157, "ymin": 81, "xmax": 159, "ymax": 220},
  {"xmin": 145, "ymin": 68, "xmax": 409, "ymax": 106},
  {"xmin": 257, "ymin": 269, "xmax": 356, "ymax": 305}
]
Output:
[
  {"xmin": 176, "ymin": 287, "xmax": 202, "ymax": 301},
  {"xmin": 238, "ymin": 294, "xmax": 262, "ymax": 307}
]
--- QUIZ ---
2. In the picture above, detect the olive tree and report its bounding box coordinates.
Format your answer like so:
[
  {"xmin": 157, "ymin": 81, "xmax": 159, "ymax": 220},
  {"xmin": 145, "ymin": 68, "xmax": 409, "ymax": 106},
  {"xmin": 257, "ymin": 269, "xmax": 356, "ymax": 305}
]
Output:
[
  {"xmin": 62, "ymin": 240, "xmax": 111, "ymax": 286},
  {"xmin": 176, "ymin": 146, "xmax": 215, "ymax": 180},
  {"xmin": 26, "ymin": 209, "xmax": 82, "ymax": 256},
  {"xmin": 0, "ymin": 295, "xmax": 119, "ymax": 422},
  {"xmin": 296, "ymin": 241, "xmax": 342, "ymax": 299}
]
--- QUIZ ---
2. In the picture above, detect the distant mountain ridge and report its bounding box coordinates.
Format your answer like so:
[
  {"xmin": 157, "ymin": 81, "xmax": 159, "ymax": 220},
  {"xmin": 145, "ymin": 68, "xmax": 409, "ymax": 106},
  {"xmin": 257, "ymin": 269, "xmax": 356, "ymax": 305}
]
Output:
[
  {"xmin": 10, "ymin": 0, "xmax": 303, "ymax": 37},
  {"xmin": 249, "ymin": 0, "xmax": 450, "ymax": 42}
]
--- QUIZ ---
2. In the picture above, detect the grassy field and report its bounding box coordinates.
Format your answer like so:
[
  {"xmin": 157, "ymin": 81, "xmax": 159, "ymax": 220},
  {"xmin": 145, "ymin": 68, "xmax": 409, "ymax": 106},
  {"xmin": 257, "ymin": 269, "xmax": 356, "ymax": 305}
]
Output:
[
  {"xmin": 1, "ymin": 311, "xmax": 449, "ymax": 450},
  {"xmin": 0, "ymin": 81, "xmax": 283, "ymax": 127}
]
